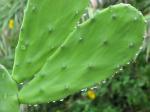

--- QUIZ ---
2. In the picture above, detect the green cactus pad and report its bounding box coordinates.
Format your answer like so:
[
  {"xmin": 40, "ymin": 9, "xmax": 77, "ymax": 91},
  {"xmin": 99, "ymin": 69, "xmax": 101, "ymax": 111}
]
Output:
[
  {"xmin": 19, "ymin": 4, "xmax": 146, "ymax": 104},
  {"xmin": 0, "ymin": 65, "xmax": 19, "ymax": 112},
  {"xmin": 12, "ymin": 0, "xmax": 89, "ymax": 83}
]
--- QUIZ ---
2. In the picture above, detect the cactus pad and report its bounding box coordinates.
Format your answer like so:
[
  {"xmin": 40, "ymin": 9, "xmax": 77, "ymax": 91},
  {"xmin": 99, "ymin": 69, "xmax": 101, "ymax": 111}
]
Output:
[
  {"xmin": 12, "ymin": 0, "xmax": 89, "ymax": 83},
  {"xmin": 18, "ymin": 4, "xmax": 146, "ymax": 104},
  {"xmin": 0, "ymin": 65, "xmax": 19, "ymax": 112}
]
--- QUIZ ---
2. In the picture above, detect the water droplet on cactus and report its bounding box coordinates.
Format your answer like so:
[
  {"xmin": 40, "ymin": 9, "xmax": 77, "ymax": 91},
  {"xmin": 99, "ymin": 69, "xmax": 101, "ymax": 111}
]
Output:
[
  {"xmin": 127, "ymin": 62, "xmax": 130, "ymax": 65},
  {"xmin": 91, "ymin": 86, "xmax": 98, "ymax": 89},
  {"xmin": 20, "ymin": 82, "xmax": 23, "ymax": 85},
  {"xmin": 139, "ymin": 11, "xmax": 143, "ymax": 16},
  {"xmin": 102, "ymin": 80, "xmax": 106, "ymax": 84},
  {"xmin": 144, "ymin": 20, "xmax": 147, "ymax": 24},
  {"xmin": 115, "ymin": 71, "xmax": 118, "ymax": 74},
  {"xmin": 139, "ymin": 46, "xmax": 143, "ymax": 50},
  {"xmin": 60, "ymin": 99, "xmax": 64, "ymax": 102},
  {"xmin": 34, "ymin": 104, "xmax": 38, "ymax": 107},
  {"xmin": 81, "ymin": 88, "xmax": 87, "ymax": 92},
  {"xmin": 143, "ymin": 35, "xmax": 146, "ymax": 39},
  {"xmin": 119, "ymin": 68, "xmax": 123, "ymax": 71}
]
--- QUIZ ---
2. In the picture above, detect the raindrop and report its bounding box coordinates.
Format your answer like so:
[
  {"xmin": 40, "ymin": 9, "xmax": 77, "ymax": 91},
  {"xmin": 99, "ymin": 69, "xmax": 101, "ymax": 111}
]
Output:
[
  {"xmin": 143, "ymin": 35, "xmax": 147, "ymax": 39},
  {"xmin": 135, "ymin": 53, "xmax": 138, "ymax": 56},
  {"xmin": 115, "ymin": 71, "xmax": 118, "ymax": 74},
  {"xmin": 91, "ymin": 86, "xmax": 98, "ymax": 89},
  {"xmin": 127, "ymin": 62, "xmax": 130, "ymax": 65},
  {"xmin": 102, "ymin": 80, "xmax": 106, "ymax": 84},
  {"xmin": 20, "ymin": 83, "xmax": 23, "ymax": 85},
  {"xmin": 139, "ymin": 46, "xmax": 143, "ymax": 50},
  {"xmin": 144, "ymin": 20, "xmax": 147, "ymax": 24},
  {"xmin": 81, "ymin": 88, "xmax": 87, "ymax": 92},
  {"xmin": 34, "ymin": 104, "xmax": 38, "ymax": 107},
  {"xmin": 60, "ymin": 99, "xmax": 64, "ymax": 102},
  {"xmin": 119, "ymin": 68, "xmax": 123, "ymax": 71},
  {"xmin": 139, "ymin": 12, "xmax": 143, "ymax": 16}
]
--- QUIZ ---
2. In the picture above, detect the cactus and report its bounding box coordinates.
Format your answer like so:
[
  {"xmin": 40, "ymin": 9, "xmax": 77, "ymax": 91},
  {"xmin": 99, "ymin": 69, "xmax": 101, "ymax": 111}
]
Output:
[
  {"xmin": 0, "ymin": 65, "xmax": 19, "ymax": 112},
  {"xmin": 18, "ymin": 4, "xmax": 146, "ymax": 104},
  {"xmin": 12, "ymin": 0, "xmax": 89, "ymax": 83},
  {"xmin": 0, "ymin": 0, "xmax": 147, "ymax": 110}
]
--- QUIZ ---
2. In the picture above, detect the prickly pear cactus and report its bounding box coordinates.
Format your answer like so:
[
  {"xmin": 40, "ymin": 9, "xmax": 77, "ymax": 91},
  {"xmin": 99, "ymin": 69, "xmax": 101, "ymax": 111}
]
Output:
[
  {"xmin": 12, "ymin": 0, "xmax": 89, "ymax": 83},
  {"xmin": 0, "ymin": 65, "xmax": 19, "ymax": 112},
  {"xmin": 18, "ymin": 4, "xmax": 146, "ymax": 104}
]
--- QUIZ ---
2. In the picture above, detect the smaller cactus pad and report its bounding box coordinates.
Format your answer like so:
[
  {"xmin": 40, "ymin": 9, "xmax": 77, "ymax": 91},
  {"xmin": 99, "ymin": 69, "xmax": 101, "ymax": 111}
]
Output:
[
  {"xmin": 12, "ymin": 0, "xmax": 89, "ymax": 83},
  {"xmin": 0, "ymin": 65, "xmax": 19, "ymax": 112}
]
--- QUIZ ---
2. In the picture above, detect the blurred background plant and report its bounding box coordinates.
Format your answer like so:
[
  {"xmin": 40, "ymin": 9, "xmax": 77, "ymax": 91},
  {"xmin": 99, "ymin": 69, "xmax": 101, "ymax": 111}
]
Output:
[
  {"xmin": 0, "ymin": 0, "xmax": 150, "ymax": 112},
  {"xmin": 0, "ymin": 0, "xmax": 26, "ymax": 70}
]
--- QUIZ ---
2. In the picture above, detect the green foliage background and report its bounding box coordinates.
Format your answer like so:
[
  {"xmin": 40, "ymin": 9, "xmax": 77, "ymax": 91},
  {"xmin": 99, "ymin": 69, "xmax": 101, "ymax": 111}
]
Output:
[{"xmin": 0, "ymin": 0, "xmax": 150, "ymax": 112}]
